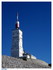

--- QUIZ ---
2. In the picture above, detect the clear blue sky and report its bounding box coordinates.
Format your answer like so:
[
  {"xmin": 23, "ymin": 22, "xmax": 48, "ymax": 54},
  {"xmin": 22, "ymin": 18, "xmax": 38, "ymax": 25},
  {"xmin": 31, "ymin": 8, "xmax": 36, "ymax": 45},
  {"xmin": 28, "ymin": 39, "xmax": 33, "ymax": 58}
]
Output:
[{"xmin": 2, "ymin": 2, "xmax": 51, "ymax": 64}]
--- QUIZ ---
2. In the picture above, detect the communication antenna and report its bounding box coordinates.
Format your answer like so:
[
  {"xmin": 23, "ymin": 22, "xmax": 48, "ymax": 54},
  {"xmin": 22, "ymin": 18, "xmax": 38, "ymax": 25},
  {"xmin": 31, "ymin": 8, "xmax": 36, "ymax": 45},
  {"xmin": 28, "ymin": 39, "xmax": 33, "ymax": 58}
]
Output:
[
  {"xmin": 16, "ymin": 13, "xmax": 19, "ymax": 28},
  {"xmin": 17, "ymin": 13, "xmax": 18, "ymax": 21}
]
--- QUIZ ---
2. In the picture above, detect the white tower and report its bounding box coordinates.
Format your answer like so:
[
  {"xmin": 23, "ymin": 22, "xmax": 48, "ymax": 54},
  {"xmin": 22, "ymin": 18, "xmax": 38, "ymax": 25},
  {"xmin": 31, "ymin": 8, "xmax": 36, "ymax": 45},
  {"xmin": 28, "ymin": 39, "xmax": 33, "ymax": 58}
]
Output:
[{"xmin": 11, "ymin": 13, "xmax": 23, "ymax": 58}]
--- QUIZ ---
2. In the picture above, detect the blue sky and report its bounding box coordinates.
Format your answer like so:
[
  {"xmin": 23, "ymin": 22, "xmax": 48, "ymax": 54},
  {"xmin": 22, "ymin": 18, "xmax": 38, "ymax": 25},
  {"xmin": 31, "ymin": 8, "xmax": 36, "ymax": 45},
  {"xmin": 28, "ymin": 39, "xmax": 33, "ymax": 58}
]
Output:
[{"xmin": 2, "ymin": 2, "xmax": 51, "ymax": 64}]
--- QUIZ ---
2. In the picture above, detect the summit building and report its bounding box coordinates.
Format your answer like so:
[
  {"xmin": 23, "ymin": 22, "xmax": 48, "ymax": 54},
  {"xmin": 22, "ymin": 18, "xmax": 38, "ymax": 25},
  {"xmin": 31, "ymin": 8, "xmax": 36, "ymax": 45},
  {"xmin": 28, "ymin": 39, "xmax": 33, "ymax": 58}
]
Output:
[
  {"xmin": 11, "ymin": 14, "xmax": 23, "ymax": 58},
  {"xmin": 11, "ymin": 13, "xmax": 36, "ymax": 59}
]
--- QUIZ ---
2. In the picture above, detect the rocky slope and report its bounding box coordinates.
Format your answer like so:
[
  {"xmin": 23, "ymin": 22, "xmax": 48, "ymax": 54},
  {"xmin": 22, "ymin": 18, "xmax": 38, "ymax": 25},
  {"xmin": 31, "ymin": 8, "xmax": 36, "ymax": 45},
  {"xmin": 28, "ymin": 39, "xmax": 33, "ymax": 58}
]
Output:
[{"xmin": 2, "ymin": 55, "xmax": 50, "ymax": 68}]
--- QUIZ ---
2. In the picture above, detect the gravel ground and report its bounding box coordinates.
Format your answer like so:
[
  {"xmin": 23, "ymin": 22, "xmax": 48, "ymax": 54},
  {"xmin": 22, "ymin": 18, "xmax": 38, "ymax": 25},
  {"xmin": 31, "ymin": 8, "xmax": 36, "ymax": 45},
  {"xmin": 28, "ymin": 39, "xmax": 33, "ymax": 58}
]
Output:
[{"xmin": 2, "ymin": 55, "xmax": 50, "ymax": 68}]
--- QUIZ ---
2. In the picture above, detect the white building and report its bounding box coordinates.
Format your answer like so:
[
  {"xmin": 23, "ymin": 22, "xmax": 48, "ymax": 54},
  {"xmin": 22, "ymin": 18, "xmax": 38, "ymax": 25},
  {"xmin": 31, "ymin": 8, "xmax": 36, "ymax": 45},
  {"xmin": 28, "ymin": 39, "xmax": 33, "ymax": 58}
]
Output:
[
  {"xmin": 11, "ymin": 14, "xmax": 23, "ymax": 58},
  {"xmin": 23, "ymin": 53, "xmax": 36, "ymax": 59},
  {"xmin": 11, "ymin": 13, "xmax": 36, "ymax": 59}
]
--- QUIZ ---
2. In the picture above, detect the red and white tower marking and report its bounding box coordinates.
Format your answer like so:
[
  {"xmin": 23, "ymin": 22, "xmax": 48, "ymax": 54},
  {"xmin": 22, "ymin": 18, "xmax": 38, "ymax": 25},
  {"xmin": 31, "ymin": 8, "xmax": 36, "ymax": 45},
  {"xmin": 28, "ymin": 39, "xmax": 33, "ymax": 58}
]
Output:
[{"xmin": 16, "ymin": 13, "xmax": 20, "ymax": 28}]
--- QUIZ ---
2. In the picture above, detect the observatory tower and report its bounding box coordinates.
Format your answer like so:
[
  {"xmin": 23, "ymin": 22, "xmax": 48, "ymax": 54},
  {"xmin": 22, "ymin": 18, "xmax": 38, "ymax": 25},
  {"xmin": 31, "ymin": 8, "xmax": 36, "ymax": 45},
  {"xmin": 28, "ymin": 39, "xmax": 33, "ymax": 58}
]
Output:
[{"xmin": 11, "ymin": 13, "xmax": 23, "ymax": 58}]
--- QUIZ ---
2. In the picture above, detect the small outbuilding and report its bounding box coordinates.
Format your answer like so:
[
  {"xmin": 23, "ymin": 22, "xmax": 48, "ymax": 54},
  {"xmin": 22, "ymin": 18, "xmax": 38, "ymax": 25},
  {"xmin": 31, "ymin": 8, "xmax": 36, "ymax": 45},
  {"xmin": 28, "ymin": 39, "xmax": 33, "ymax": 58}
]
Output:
[{"xmin": 23, "ymin": 52, "xmax": 36, "ymax": 60}]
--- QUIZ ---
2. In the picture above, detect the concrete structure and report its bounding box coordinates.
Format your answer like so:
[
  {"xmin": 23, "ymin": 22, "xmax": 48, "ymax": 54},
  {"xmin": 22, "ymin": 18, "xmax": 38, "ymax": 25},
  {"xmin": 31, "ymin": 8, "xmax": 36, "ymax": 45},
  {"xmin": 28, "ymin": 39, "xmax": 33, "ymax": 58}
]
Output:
[
  {"xmin": 23, "ymin": 53, "xmax": 36, "ymax": 59},
  {"xmin": 11, "ymin": 13, "xmax": 36, "ymax": 59},
  {"xmin": 31, "ymin": 55, "xmax": 36, "ymax": 59},
  {"xmin": 11, "ymin": 13, "xmax": 23, "ymax": 58}
]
